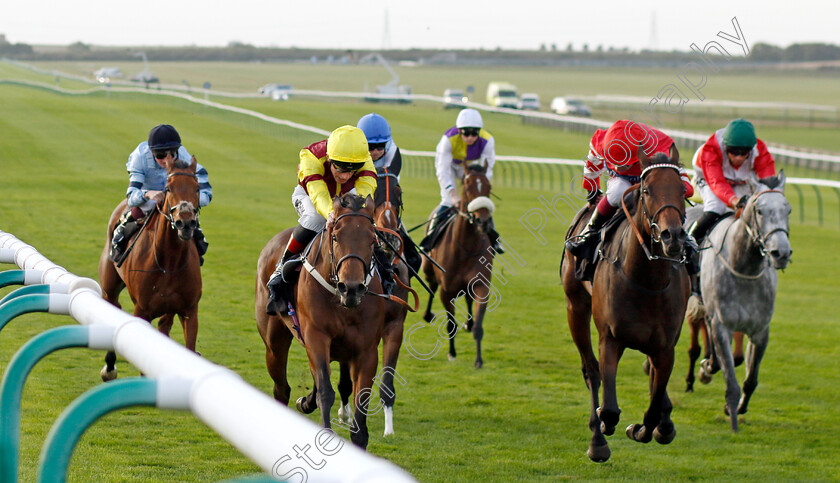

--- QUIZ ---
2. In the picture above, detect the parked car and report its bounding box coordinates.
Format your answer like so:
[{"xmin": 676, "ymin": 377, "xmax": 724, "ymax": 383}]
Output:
[
  {"xmin": 518, "ymin": 93, "xmax": 541, "ymax": 110},
  {"xmin": 550, "ymin": 97, "xmax": 591, "ymax": 116},
  {"xmin": 259, "ymin": 83, "xmax": 293, "ymax": 101},
  {"xmin": 443, "ymin": 88, "xmax": 468, "ymax": 109}
]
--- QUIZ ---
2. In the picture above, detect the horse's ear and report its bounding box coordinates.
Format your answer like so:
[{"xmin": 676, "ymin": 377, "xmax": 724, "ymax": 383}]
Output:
[
  {"xmin": 190, "ymin": 155, "xmax": 198, "ymax": 172},
  {"xmin": 776, "ymin": 169, "xmax": 786, "ymax": 191},
  {"xmin": 363, "ymin": 195, "xmax": 375, "ymax": 212},
  {"xmin": 669, "ymin": 143, "xmax": 680, "ymax": 164},
  {"xmin": 637, "ymin": 144, "xmax": 651, "ymax": 168}
]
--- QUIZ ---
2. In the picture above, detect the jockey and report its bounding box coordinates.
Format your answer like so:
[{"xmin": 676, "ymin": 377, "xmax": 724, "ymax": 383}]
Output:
[
  {"xmin": 419, "ymin": 108, "xmax": 504, "ymax": 253},
  {"xmin": 688, "ymin": 118, "xmax": 776, "ymax": 296},
  {"xmin": 266, "ymin": 125, "xmax": 377, "ymax": 316},
  {"xmin": 110, "ymin": 124, "xmax": 212, "ymax": 265},
  {"xmin": 357, "ymin": 113, "xmax": 422, "ymax": 274},
  {"xmin": 565, "ymin": 120, "xmax": 693, "ymax": 258}
]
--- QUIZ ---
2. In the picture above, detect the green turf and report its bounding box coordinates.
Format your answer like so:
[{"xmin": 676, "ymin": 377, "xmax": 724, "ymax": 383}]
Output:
[{"xmin": 0, "ymin": 73, "xmax": 839, "ymax": 482}]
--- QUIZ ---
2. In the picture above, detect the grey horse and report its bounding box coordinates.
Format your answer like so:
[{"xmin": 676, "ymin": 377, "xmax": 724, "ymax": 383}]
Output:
[{"xmin": 685, "ymin": 170, "xmax": 792, "ymax": 431}]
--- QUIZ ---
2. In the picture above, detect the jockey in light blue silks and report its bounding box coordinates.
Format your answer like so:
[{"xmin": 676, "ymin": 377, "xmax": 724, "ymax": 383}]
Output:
[
  {"xmin": 419, "ymin": 108, "xmax": 503, "ymax": 253},
  {"xmin": 110, "ymin": 124, "xmax": 212, "ymax": 264}
]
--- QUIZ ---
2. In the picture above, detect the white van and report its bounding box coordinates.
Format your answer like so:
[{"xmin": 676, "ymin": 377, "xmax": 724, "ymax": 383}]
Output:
[{"xmin": 486, "ymin": 82, "xmax": 519, "ymax": 109}]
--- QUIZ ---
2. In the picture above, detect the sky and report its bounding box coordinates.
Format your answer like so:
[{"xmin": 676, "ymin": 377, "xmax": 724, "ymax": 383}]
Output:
[{"xmin": 2, "ymin": 0, "xmax": 838, "ymax": 52}]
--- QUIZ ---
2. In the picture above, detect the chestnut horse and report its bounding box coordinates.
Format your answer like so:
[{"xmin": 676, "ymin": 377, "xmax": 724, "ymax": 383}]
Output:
[
  {"xmin": 98, "ymin": 156, "xmax": 202, "ymax": 380},
  {"xmin": 255, "ymin": 194, "xmax": 384, "ymax": 449},
  {"xmin": 422, "ymin": 164, "xmax": 495, "ymax": 369},
  {"xmin": 561, "ymin": 147, "xmax": 690, "ymax": 462},
  {"xmin": 336, "ymin": 167, "xmax": 418, "ymax": 436}
]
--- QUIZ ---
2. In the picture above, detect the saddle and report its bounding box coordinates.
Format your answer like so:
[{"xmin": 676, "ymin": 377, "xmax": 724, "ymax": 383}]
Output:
[
  {"xmin": 424, "ymin": 208, "xmax": 457, "ymax": 251},
  {"xmin": 572, "ymin": 190, "xmax": 637, "ymax": 282}
]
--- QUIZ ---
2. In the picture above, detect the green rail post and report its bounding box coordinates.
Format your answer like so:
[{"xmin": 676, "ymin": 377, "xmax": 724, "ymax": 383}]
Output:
[
  {"xmin": 0, "ymin": 270, "xmax": 25, "ymax": 289},
  {"xmin": 37, "ymin": 378, "xmax": 158, "ymax": 483},
  {"xmin": 791, "ymin": 184, "xmax": 804, "ymax": 224},
  {"xmin": 833, "ymin": 187, "xmax": 840, "ymax": 228},
  {"xmin": 0, "ymin": 284, "xmax": 50, "ymax": 306},
  {"xmin": 812, "ymin": 185, "xmax": 823, "ymax": 226},
  {"xmin": 0, "ymin": 326, "xmax": 91, "ymax": 483}
]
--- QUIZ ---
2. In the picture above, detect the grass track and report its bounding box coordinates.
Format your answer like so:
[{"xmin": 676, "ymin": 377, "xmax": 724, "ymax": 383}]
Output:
[{"xmin": 0, "ymin": 77, "xmax": 839, "ymax": 482}]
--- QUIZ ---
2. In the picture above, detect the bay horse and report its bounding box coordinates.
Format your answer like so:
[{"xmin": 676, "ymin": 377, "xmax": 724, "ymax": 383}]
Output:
[
  {"xmin": 561, "ymin": 146, "xmax": 690, "ymax": 462},
  {"xmin": 98, "ymin": 156, "xmax": 202, "ymax": 381},
  {"xmin": 336, "ymin": 167, "xmax": 418, "ymax": 436},
  {"xmin": 421, "ymin": 163, "xmax": 495, "ymax": 369},
  {"xmin": 255, "ymin": 194, "xmax": 384, "ymax": 449},
  {"xmin": 685, "ymin": 172, "xmax": 791, "ymax": 431}
]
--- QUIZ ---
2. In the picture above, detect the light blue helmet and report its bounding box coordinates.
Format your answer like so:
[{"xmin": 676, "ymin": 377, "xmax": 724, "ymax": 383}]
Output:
[{"xmin": 357, "ymin": 113, "xmax": 391, "ymax": 144}]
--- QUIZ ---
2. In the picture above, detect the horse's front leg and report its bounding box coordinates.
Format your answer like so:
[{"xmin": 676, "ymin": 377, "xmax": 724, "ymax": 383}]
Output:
[
  {"xmin": 380, "ymin": 318, "xmax": 404, "ymax": 435},
  {"xmin": 337, "ymin": 363, "xmax": 353, "ymax": 425},
  {"xmin": 303, "ymin": 334, "xmax": 334, "ymax": 428},
  {"xmin": 470, "ymin": 291, "xmax": 489, "ymax": 369},
  {"xmin": 422, "ymin": 277, "xmax": 438, "ymax": 323},
  {"xmin": 598, "ymin": 335, "xmax": 624, "ymax": 438},
  {"xmin": 709, "ymin": 318, "xmax": 740, "ymax": 431},
  {"xmin": 350, "ymin": 348, "xmax": 379, "ymax": 450},
  {"xmin": 440, "ymin": 291, "xmax": 459, "ymax": 361},
  {"xmin": 158, "ymin": 313, "xmax": 175, "ymax": 337},
  {"xmin": 627, "ymin": 347, "xmax": 674, "ymax": 444},
  {"xmin": 738, "ymin": 328, "xmax": 768, "ymax": 416},
  {"xmin": 178, "ymin": 307, "xmax": 199, "ymax": 353}
]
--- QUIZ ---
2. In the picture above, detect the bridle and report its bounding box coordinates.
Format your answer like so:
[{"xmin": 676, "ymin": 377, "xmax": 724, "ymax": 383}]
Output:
[
  {"xmin": 621, "ymin": 163, "xmax": 686, "ymax": 263},
  {"xmin": 158, "ymin": 171, "xmax": 199, "ymax": 231},
  {"xmin": 303, "ymin": 211, "xmax": 376, "ymax": 296},
  {"xmin": 742, "ymin": 189, "xmax": 790, "ymax": 257}
]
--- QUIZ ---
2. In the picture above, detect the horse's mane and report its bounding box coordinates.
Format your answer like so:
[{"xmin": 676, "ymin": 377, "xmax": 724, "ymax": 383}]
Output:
[
  {"xmin": 373, "ymin": 174, "xmax": 401, "ymax": 207},
  {"xmin": 337, "ymin": 193, "xmax": 368, "ymax": 211}
]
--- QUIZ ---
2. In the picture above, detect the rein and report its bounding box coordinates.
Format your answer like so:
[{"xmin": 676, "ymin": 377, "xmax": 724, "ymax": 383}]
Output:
[{"xmin": 302, "ymin": 212, "xmax": 376, "ymax": 296}]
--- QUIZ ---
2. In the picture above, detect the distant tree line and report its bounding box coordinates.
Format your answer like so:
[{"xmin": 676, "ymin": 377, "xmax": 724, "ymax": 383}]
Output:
[{"xmin": 1, "ymin": 39, "xmax": 839, "ymax": 65}]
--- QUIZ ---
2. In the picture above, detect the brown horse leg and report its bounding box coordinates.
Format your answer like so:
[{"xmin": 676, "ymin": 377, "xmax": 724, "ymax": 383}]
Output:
[
  {"xmin": 565, "ymin": 294, "xmax": 608, "ymax": 461},
  {"xmin": 470, "ymin": 297, "xmax": 488, "ymax": 369},
  {"xmin": 627, "ymin": 347, "xmax": 674, "ymax": 444},
  {"xmin": 380, "ymin": 322, "xmax": 404, "ymax": 435},
  {"xmin": 598, "ymin": 336, "xmax": 624, "ymax": 437},
  {"xmin": 733, "ymin": 332, "xmax": 745, "ymax": 367},
  {"xmin": 306, "ymin": 336, "xmax": 335, "ymax": 429},
  {"xmin": 422, "ymin": 280, "xmax": 438, "ymax": 323},
  {"xmin": 686, "ymin": 318, "xmax": 702, "ymax": 392},
  {"xmin": 738, "ymin": 328, "xmax": 768, "ymax": 416},
  {"xmin": 178, "ymin": 307, "xmax": 199, "ymax": 352},
  {"xmin": 265, "ymin": 321, "xmax": 294, "ymax": 405},
  {"xmin": 440, "ymin": 291, "xmax": 459, "ymax": 361},
  {"xmin": 337, "ymin": 363, "xmax": 353, "ymax": 425},
  {"xmin": 158, "ymin": 313, "xmax": 175, "ymax": 337},
  {"xmin": 463, "ymin": 298, "xmax": 474, "ymax": 332},
  {"xmin": 349, "ymin": 349, "xmax": 378, "ymax": 450}
]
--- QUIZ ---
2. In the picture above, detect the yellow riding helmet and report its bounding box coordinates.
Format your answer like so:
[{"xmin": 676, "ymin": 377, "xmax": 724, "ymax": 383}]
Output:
[{"xmin": 327, "ymin": 125, "xmax": 372, "ymax": 170}]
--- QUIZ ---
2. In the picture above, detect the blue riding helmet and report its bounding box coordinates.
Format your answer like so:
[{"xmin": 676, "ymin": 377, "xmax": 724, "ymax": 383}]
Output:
[
  {"xmin": 357, "ymin": 113, "xmax": 391, "ymax": 144},
  {"xmin": 148, "ymin": 124, "xmax": 181, "ymax": 151}
]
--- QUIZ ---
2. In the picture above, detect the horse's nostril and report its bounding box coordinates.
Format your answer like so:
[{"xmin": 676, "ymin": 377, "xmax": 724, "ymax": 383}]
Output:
[
  {"xmin": 188, "ymin": 220, "xmax": 197, "ymax": 230},
  {"xmin": 336, "ymin": 282, "xmax": 347, "ymax": 295},
  {"xmin": 175, "ymin": 220, "xmax": 183, "ymax": 229}
]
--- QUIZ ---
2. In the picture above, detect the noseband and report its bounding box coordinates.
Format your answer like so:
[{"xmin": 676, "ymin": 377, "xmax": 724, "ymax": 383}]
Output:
[{"xmin": 743, "ymin": 189, "xmax": 790, "ymax": 257}]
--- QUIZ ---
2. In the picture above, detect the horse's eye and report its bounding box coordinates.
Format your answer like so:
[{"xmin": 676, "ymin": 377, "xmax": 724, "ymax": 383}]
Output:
[
  {"xmin": 332, "ymin": 235, "xmax": 337, "ymax": 242},
  {"xmin": 642, "ymin": 188, "xmax": 650, "ymax": 195},
  {"xmin": 756, "ymin": 209, "xmax": 762, "ymax": 216}
]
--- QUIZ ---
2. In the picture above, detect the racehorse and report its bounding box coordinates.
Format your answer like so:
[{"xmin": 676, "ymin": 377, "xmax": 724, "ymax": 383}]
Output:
[
  {"xmin": 685, "ymin": 172, "xmax": 791, "ymax": 431},
  {"xmin": 421, "ymin": 163, "xmax": 495, "ymax": 369},
  {"xmin": 98, "ymin": 156, "xmax": 202, "ymax": 381},
  {"xmin": 255, "ymin": 194, "xmax": 384, "ymax": 449},
  {"xmin": 561, "ymin": 146, "xmax": 690, "ymax": 462},
  {"xmin": 683, "ymin": 296, "xmax": 744, "ymax": 392},
  {"xmin": 336, "ymin": 166, "xmax": 418, "ymax": 436}
]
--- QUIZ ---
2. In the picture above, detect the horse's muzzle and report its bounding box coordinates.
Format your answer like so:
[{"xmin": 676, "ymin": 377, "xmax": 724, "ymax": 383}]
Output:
[
  {"xmin": 175, "ymin": 219, "xmax": 197, "ymax": 240},
  {"xmin": 657, "ymin": 226, "xmax": 687, "ymax": 258},
  {"xmin": 337, "ymin": 281, "xmax": 366, "ymax": 308}
]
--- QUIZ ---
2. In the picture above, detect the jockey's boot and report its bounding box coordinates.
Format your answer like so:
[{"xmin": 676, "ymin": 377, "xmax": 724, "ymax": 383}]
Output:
[
  {"xmin": 266, "ymin": 226, "xmax": 317, "ymax": 316},
  {"xmin": 399, "ymin": 224, "xmax": 422, "ymax": 274},
  {"xmin": 110, "ymin": 211, "xmax": 138, "ymax": 263},
  {"xmin": 686, "ymin": 211, "xmax": 722, "ymax": 300},
  {"xmin": 487, "ymin": 216, "xmax": 505, "ymax": 254},
  {"xmin": 194, "ymin": 226, "xmax": 209, "ymax": 266},
  {"xmin": 419, "ymin": 205, "xmax": 450, "ymax": 252},
  {"xmin": 565, "ymin": 210, "xmax": 610, "ymax": 259}
]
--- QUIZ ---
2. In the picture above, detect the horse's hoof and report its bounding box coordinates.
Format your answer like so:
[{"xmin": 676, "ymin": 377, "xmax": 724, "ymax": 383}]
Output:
[
  {"xmin": 625, "ymin": 424, "xmax": 650, "ymax": 443},
  {"xmin": 475, "ymin": 359, "xmax": 483, "ymax": 369},
  {"xmin": 699, "ymin": 363, "xmax": 713, "ymax": 384},
  {"xmin": 296, "ymin": 397, "xmax": 316, "ymax": 414},
  {"xmin": 653, "ymin": 426, "xmax": 676, "ymax": 445},
  {"xmin": 600, "ymin": 421, "xmax": 615, "ymax": 436},
  {"xmin": 100, "ymin": 365, "xmax": 117, "ymax": 382},
  {"xmin": 462, "ymin": 320, "xmax": 473, "ymax": 332},
  {"xmin": 733, "ymin": 356, "xmax": 744, "ymax": 367},
  {"xmin": 685, "ymin": 384, "xmax": 694, "ymax": 393},
  {"xmin": 587, "ymin": 443, "xmax": 610, "ymax": 463},
  {"xmin": 423, "ymin": 311, "xmax": 435, "ymax": 323}
]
